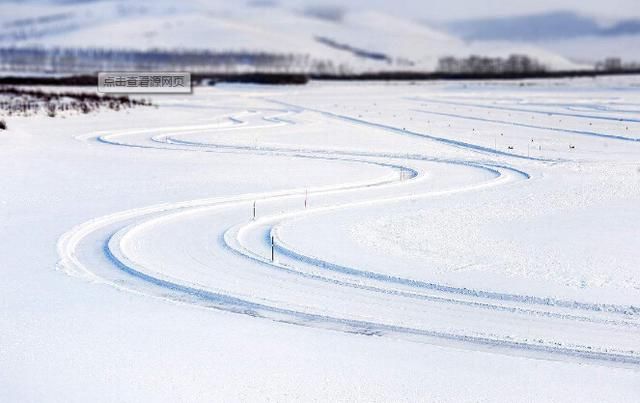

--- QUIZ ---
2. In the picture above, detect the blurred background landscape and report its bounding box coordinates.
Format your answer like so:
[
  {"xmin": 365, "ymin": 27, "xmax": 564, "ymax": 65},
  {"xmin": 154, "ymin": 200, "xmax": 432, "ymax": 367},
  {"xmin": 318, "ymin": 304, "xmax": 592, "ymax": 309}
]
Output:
[{"xmin": 0, "ymin": 0, "xmax": 639, "ymax": 76}]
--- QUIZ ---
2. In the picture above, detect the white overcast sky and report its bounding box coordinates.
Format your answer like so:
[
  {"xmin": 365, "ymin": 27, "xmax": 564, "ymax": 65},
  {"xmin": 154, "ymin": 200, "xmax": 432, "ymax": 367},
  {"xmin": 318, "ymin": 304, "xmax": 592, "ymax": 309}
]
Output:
[
  {"xmin": 281, "ymin": 0, "xmax": 640, "ymax": 21},
  {"xmin": 5, "ymin": 0, "xmax": 640, "ymax": 21}
]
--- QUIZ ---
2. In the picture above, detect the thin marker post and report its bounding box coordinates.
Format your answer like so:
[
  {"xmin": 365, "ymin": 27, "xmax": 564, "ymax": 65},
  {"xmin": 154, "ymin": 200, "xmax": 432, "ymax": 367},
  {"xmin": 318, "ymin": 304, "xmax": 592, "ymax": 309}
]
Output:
[{"xmin": 271, "ymin": 236, "xmax": 275, "ymax": 262}]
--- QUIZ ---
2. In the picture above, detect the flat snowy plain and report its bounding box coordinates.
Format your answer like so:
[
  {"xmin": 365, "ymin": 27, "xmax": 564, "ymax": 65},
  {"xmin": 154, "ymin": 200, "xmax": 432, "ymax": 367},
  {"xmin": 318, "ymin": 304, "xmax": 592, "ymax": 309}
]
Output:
[{"xmin": 1, "ymin": 77, "xmax": 640, "ymax": 401}]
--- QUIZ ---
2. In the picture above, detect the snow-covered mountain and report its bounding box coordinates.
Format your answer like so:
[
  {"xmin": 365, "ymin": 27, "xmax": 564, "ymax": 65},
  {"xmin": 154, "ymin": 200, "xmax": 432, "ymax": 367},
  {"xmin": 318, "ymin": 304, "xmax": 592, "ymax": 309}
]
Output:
[{"xmin": 0, "ymin": 0, "xmax": 581, "ymax": 72}]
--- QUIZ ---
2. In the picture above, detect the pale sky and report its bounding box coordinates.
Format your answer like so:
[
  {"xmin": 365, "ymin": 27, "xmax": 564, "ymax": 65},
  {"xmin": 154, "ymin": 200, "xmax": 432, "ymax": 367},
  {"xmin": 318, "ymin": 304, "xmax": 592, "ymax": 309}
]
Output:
[
  {"xmin": 5, "ymin": 0, "xmax": 640, "ymax": 21},
  {"xmin": 281, "ymin": 0, "xmax": 640, "ymax": 21}
]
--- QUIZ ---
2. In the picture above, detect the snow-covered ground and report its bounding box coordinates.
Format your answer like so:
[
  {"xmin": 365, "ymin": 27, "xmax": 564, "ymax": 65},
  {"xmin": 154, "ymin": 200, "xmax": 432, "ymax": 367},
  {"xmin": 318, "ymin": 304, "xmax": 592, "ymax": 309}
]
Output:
[{"xmin": 1, "ymin": 77, "xmax": 640, "ymax": 401}]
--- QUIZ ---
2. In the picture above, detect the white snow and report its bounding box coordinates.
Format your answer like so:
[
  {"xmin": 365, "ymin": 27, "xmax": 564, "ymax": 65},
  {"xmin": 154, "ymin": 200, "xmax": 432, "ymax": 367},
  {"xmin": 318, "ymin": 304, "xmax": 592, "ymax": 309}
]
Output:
[{"xmin": 1, "ymin": 77, "xmax": 640, "ymax": 401}]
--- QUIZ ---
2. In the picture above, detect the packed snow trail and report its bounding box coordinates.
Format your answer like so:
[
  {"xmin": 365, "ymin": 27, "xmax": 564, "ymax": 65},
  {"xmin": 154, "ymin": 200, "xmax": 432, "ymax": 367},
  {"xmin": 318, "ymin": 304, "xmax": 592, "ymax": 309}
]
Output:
[
  {"xmin": 412, "ymin": 109, "xmax": 640, "ymax": 142},
  {"xmin": 410, "ymin": 97, "xmax": 640, "ymax": 124},
  {"xmin": 58, "ymin": 102, "xmax": 640, "ymax": 368}
]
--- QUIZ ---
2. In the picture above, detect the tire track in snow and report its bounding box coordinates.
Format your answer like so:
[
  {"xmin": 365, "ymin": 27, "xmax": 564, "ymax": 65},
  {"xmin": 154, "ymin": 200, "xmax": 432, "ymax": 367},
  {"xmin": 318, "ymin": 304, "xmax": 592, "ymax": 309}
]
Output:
[
  {"xmin": 266, "ymin": 99, "xmax": 559, "ymax": 161},
  {"xmin": 58, "ymin": 106, "xmax": 640, "ymax": 367},
  {"xmin": 412, "ymin": 109, "xmax": 640, "ymax": 142},
  {"xmin": 101, "ymin": 165, "xmax": 640, "ymax": 366},
  {"xmin": 411, "ymin": 97, "xmax": 640, "ymax": 124}
]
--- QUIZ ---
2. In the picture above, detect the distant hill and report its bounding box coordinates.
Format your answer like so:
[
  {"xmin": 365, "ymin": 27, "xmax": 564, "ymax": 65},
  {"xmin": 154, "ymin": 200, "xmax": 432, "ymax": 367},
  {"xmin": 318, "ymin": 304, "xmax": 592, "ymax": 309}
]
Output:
[{"xmin": 0, "ymin": 0, "xmax": 579, "ymax": 72}]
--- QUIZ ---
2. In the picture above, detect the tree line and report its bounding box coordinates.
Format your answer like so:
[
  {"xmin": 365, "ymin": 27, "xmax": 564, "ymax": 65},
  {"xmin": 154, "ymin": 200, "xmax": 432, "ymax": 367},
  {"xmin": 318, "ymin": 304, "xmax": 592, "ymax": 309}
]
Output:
[
  {"xmin": 0, "ymin": 47, "xmax": 351, "ymax": 75},
  {"xmin": 437, "ymin": 54, "xmax": 546, "ymax": 74}
]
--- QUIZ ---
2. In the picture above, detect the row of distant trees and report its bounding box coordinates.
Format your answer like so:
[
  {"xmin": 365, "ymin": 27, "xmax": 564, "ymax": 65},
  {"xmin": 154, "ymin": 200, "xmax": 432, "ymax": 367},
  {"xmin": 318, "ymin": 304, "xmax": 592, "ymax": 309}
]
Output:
[
  {"xmin": 595, "ymin": 57, "xmax": 640, "ymax": 71},
  {"xmin": 3, "ymin": 47, "xmax": 637, "ymax": 78},
  {"xmin": 437, "ymin": 54, "xmax": 546, "ymax": 74},
  {"xmin": 0, "ymin": 47, "xmax": 353, "ymax": 75}
]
